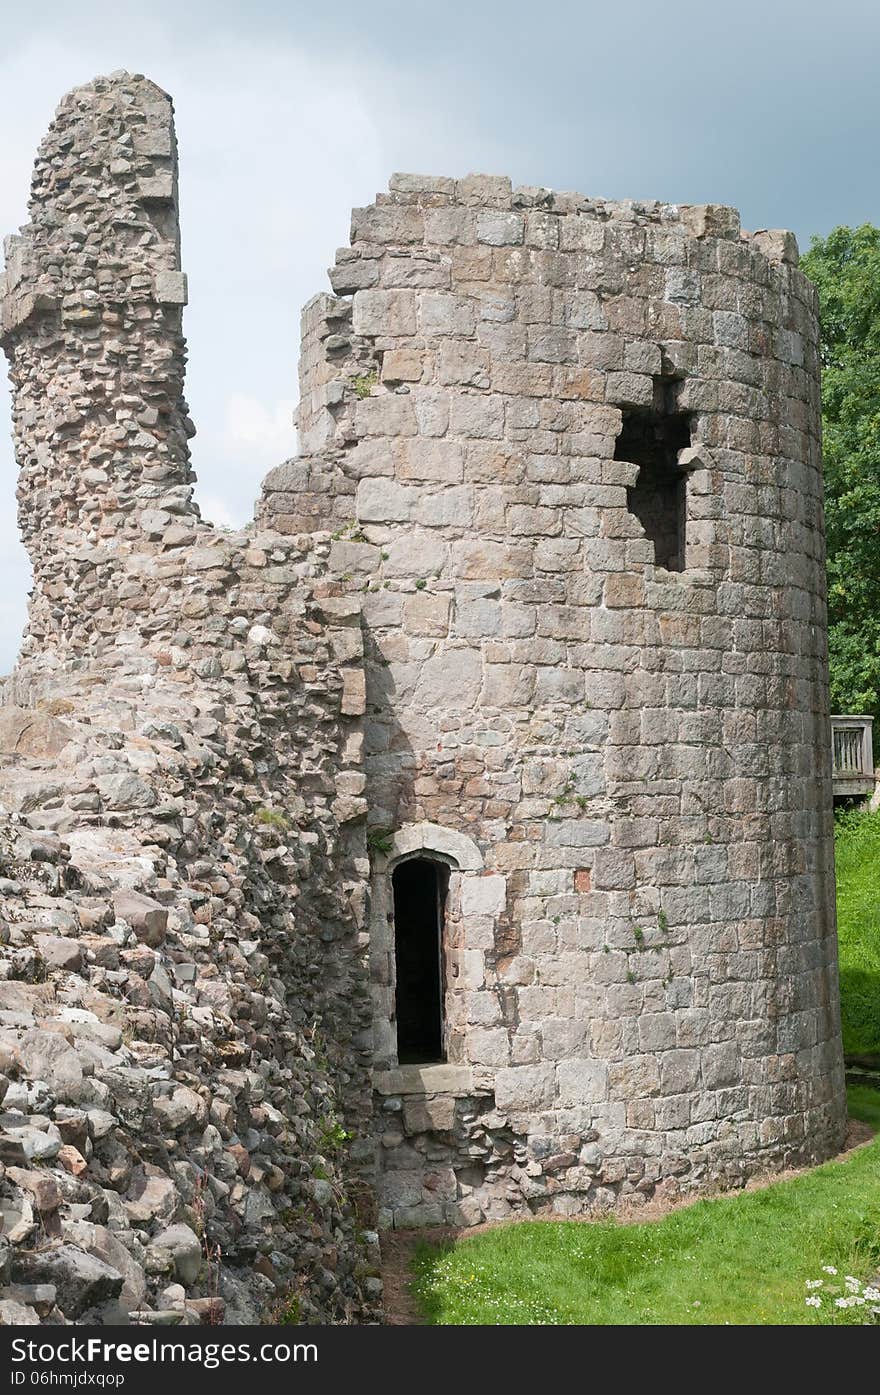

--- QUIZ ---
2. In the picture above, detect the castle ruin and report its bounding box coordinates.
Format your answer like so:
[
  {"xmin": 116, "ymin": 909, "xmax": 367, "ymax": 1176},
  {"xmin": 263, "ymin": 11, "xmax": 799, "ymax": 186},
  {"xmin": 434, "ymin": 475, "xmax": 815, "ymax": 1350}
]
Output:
[{"xmin": 0, "ymin": 72, "xmax": 846, "ymax": 1323}]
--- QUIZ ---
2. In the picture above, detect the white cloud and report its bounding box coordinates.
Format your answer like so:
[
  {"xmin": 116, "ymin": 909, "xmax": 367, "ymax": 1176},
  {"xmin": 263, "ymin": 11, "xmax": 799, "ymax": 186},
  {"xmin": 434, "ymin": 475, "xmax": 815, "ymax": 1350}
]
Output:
[
  {"xmin": 196, "ymin": 495, "xmax": 238, "ymax": 531},
  {"xmin": 222, "ymin": 395, "xmax": 296, "ymax": 459}
]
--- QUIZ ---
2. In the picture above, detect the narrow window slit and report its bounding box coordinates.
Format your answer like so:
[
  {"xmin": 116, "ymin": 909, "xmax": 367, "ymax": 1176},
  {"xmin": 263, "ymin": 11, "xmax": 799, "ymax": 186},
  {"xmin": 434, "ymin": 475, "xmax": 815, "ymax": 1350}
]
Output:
[
  {"xmin": 392, "ymin": 857, "xmax": 448, "ymax": 1064},
  {"xmin": 615, "ymin": 382, "xmax": 692, "ymax": 572}
]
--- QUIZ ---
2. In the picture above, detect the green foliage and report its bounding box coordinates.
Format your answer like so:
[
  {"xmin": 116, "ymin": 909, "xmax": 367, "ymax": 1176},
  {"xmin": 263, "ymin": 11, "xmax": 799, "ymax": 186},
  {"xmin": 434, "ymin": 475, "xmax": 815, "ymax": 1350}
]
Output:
[
  {"xmin": 351, "ymin": 370, "xmax": 378, "ymax": 399},
  {"xmin": 318, "ymin": 1118, "xmax": 352, "ymax": 1154},
  {"xmin": 834, "ymin": 807, "xmax": 880, "ymax": 1055},
  {"xmin": 254, "ymin": 807, "xmax": 290, "ymax": 831},
  {"xmin": 330, "ymin": 519, "xmax": 368, "ymax": 542},
  {"xmin": 413, "ymin": 1086, "xmax": 880, "ymax": 1325},
  {"xmin": 801, "ymin": 227, "xmax": 880, "ymax": 727},
  {"xmin": 367, "ymin": 827, "xmax": 394, "ymax": 856},
  {"xmin": 275, "ymin": 1293, "xmax": 302, "ymax": 1325}
]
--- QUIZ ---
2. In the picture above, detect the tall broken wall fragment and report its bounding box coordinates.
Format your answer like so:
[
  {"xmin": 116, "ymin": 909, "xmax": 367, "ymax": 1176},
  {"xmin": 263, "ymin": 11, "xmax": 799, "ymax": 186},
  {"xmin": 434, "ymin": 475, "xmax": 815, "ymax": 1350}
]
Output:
[{"xmin": 0, "ymin": 74, "xmax": 378, "ymax": 1324}]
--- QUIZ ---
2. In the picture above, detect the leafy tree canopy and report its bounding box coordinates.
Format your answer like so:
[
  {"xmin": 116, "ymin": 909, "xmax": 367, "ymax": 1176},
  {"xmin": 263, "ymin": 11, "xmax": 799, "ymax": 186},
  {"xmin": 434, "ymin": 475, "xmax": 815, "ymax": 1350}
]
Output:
[{"xmin": 801, "ymin": 225, "xmax": 880, "ymax": 724}]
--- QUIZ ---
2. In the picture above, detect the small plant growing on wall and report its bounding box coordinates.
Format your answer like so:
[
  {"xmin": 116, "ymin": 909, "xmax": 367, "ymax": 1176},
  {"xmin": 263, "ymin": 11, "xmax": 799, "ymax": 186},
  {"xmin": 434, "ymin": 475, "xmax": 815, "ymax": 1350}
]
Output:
[
  {"xmin": 351, "ymin": 369, "xmax": 378, "ymax": 399},
  {"xmin": 254, "ymin": 807, "xmax": 290, "ymax": 831},
  {"xmin": 367, "ymin": 827, "xmax": 394, "ymax": 856}
]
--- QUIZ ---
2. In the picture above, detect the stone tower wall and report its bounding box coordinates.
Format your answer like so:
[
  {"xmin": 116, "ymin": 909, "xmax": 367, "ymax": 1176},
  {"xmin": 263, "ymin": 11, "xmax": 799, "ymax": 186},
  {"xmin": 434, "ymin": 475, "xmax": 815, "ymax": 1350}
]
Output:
[{"xmin": 261, "ymin": 175, "xmax": 846, "ymax": 1226}]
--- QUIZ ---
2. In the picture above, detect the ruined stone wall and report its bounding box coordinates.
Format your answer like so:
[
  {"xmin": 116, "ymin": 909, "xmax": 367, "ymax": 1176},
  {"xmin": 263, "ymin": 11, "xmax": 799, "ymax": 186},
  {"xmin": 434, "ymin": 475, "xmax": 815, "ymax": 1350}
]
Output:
[
  {"xmin": 0, "ymin": 67, "xmax": 848, "ymax": 1320},
  {"xmin": 0, "ymin": 75, "xmax": 378, "ymax": 1325},
  {"xmin": 2, "ymin": 73, "xmax": 196, "ymax": 665},
  {"xmin": 260, "ymin": 174, "xmax": 846, "ymax": 1227}
]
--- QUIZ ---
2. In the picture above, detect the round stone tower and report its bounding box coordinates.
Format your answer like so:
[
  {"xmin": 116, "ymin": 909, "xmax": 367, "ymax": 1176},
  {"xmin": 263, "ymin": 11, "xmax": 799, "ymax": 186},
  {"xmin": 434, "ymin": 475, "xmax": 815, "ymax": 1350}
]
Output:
[{"xmin": 260, "ymin": 173, "xmax": 848, "ymax": 1227}]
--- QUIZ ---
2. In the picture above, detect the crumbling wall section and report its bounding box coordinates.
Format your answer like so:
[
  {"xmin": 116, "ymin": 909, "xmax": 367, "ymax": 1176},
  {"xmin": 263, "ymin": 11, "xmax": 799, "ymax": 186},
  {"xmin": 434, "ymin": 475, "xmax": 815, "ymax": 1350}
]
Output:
[{"xmin": 0, "ymin": 74, "xmax": 377, "ymax": 1325}]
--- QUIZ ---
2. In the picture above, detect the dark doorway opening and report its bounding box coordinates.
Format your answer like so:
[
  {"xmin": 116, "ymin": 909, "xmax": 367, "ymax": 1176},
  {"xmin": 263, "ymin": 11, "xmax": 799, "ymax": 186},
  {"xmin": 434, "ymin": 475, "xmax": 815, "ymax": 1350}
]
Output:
[
  {"xmin": 393, "ymin": 857, "xmax": 448, "ymax": 1064},
  {"xmin": 615, "ymin": 385, "xmax": 692, "ymax": 572}
]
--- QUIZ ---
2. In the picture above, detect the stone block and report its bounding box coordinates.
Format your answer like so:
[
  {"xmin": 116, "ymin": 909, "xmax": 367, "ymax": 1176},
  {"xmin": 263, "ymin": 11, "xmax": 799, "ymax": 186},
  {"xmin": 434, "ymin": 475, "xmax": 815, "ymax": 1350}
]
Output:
[
  {"xmin": 475, "ymin": 212, "xmax": 523, "ymax": 246},
  {"xmin": 381, "ymin": 347, "xmax": 424, "ymax": 382},
  {"xmin": 397, "ymin": 439, "xmax": 464, "ymax": 482},
  {"xmin": 381, "ymin": 533, "xmax": 449, "ymax": 576},
  {"xmin": 402, "ymin": 1095, "xmax": 456, "ymax": 1132},
  {"xmin": 467, "ymin": 1027, "xmax": 511, "ymax": 1066},
  {"xmin": 456, "ymin": 174, "xmax": 512, "ymax": 206},
  {"xmin": 112, "ymin": 890, "xmax": 168, "ymax": 947},
  {"xmin": 702, "ymin": 1041, "xmax": 740, "ymax": 1089},
  {"xmin": 415, "ymin": 485, "xmax": 474, "ymax": 528},
  {"xmin": 356, "ymin": 476, "xmax": 415, "ymax": 522},
  {"xmin": 420, "ymin": 292, "xmax": 477, "ymax": 336},
  {"xmin": 557, "ymin": 1060, "xmax": 605, "ymax": 1104},
  {"xmin": 424, "ymin": 206, "xmax": 475, "ymax": 245},
  {"xmin": 461, "ymin": 875, "xmax": 506, "ymax": 917},
  {"xmin": 153, "ymin": 271, "xmax": 187, "ymax": 305},
  {"xmin": 494, "ymin": 1064, "xmax": 555, "ymax": 1112},
  {"xmin": 605, "ymin": 371, "xmax": 654, "ymax": 407},
  {"xmin": 438, "ymin": 343, "xmax": 491, "ymax": 388},
  {"xmin": 659, "ymin": 1050, "xmax": 701, "ymax": 1095},
  {"xmin": 403, "ymin": 592, "xmax": 451, "ymax": 636},
  {"xmin": 413, "ymin": 647, "xmax": 482, "ymax": 707},
  {"xmin": 352, "ymin": 288, "xmax": 416, "ymax": 336}
]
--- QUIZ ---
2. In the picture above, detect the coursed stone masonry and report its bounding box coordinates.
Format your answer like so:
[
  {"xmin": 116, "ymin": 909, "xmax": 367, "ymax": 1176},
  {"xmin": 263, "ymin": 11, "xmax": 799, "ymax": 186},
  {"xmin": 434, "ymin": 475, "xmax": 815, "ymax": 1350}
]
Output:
[{"xmin": 259, "ymin": 171, "xmax": 846, "ymax": 1228}]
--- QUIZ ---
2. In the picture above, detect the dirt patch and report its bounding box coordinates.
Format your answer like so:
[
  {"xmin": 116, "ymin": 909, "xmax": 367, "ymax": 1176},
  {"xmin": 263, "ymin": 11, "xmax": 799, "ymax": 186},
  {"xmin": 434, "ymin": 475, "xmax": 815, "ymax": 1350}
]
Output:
[
  {"xmin": 379, "ymin": 1115, "xmax": 876, "ymax": 1325},
  {"xmin": 379, "ymin": 1227, "xmax": 451, "ymax": 1326}
]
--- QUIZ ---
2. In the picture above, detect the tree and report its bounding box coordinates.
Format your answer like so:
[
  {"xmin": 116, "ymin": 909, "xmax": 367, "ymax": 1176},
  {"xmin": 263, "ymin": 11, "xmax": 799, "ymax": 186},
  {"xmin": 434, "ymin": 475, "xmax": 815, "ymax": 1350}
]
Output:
[{"xmin": 801, "ymin": 225, "xmax": 880, "ymax": 724}]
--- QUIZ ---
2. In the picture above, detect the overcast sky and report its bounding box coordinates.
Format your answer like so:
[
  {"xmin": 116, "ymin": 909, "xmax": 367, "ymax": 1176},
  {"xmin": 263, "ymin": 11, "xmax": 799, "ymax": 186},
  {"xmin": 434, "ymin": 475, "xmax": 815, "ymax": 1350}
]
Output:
[{"xmin": 1, "ymin": 0, "xmax": 878, "ymax": 670}]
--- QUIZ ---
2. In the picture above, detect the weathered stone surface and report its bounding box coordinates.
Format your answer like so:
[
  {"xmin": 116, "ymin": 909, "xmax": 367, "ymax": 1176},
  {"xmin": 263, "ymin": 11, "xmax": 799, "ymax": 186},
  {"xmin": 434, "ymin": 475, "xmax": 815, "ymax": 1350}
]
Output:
[
  {"xmin": 263, "ymin": 165, "xmax": 846, "ymax": 1230},
  {"xmin": 146, "ymin": 1225, "xmax": 201, "ymax": 1286},
  {"xmin": 0, "ymin": 64, "xmax": 846, "ymax": 1317},
  {"xmin": 17, "ymin": 1031, "xmax": 83, "ymax": 1102},
  {"xmin": 111, "ymin": 891, "xmax": 168, "ymax": 947},
  {"xmin": 36, "ymin": 935, "xmax": 83, "ymax": 971},
  {"xmin": 15, "ymin": 1246, "xmax": 122, "ymax": 1320},
  {"xmin": 0, "ymin": 706, "xmax": 73, "ymax": 758},
  {"xmin": 0, "ymin": 1298, "xmax": 40, "ymax": 1324}
]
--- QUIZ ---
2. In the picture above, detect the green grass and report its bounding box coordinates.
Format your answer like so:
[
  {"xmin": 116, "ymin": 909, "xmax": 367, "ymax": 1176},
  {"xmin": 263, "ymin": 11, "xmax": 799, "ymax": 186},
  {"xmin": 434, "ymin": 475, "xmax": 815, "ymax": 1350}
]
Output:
[
  {"xmin": 835, "ymin": 808, "xmax": 880, "ymax": 1056},
  {"xmin": 410, "ymin": 816, "xmax": 880, "ymax": 1325},
  {"xmin": 412, "ymin": 1086, "xmax": 880, "ymax": 1326}
]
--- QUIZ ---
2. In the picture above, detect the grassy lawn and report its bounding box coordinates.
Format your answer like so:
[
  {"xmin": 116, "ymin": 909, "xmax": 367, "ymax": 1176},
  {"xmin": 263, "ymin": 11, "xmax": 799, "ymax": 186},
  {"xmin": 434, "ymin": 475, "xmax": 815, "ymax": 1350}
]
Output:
[
  {"xmin": 413, "ymin": 1086, "xmax": 880, "ymax": 1325},
  {"xmin": 834, "ymin": 808, "xmax": 880, "ymax": 1056},
  {"xmin": 410, "ymin": 813, "xmax": 880, "ymax": 1325}
]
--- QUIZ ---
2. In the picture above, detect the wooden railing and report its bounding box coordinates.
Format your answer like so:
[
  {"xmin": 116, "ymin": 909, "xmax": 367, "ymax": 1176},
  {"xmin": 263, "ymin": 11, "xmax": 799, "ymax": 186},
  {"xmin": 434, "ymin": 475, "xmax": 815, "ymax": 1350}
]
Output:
[{"xmin": 831, "ymin": 715, "xmax": 875, "ymax": 797}]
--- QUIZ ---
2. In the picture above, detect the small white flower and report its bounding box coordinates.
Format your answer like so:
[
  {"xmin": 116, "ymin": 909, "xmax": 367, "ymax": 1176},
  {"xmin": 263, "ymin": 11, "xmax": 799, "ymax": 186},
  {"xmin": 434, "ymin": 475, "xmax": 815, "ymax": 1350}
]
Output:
[
  {"xmin": 805, "ymin": 1279, "xmax": 824, "ymax": 1290},
  {"xmin": 805, "ymin": 1296, "xmax": 822, "ymax": 1308},
  {"xmin": 864, "ymin": 1287, "xmax": 880, "ymax": 1302},
  {"xmin": 835, "ymin": 1297, "xmax": 850, "ymax": 1308},
  {"xmin": 822, "ymin": 1266, "xmax": 838, "ymax": 1276}
]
